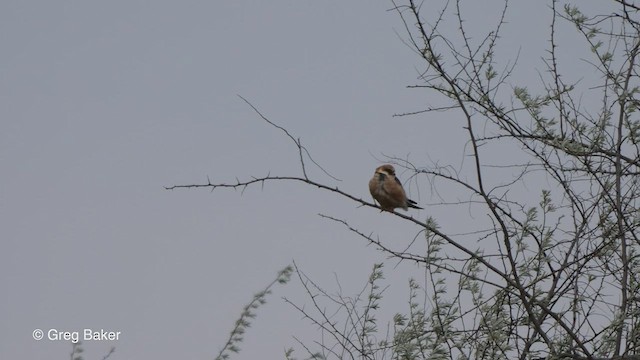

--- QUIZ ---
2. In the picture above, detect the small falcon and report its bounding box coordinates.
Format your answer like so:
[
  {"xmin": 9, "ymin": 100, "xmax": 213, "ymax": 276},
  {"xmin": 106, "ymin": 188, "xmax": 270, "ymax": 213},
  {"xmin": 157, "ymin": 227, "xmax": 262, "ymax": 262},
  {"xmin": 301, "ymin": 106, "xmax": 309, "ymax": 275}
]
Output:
[{"xmin": 369, "ymin": 164, "xmax": 422, "ymax": 212}]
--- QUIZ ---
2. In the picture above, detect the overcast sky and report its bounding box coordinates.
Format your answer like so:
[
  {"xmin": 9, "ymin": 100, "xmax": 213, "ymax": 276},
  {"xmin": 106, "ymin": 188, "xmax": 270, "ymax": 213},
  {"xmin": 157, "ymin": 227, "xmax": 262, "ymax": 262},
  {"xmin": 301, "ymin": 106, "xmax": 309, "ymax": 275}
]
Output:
[{"xmin": 1, "ymin": 1, "xmax": 599, "ymax": 359}]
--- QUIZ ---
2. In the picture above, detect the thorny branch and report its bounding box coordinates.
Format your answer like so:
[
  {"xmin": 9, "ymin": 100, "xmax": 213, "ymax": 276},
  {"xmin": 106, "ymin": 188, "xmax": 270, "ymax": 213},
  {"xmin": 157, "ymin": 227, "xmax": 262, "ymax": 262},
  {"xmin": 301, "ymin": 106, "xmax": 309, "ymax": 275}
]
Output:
[{"xmin": 171, "ymin": 1, "xmax": 640, "ymax": 360}]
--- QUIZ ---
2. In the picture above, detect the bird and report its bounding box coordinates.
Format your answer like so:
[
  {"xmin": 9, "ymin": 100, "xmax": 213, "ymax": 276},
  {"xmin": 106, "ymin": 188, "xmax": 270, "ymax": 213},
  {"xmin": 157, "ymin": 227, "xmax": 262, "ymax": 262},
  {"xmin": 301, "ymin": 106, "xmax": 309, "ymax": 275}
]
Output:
[{"xmin": 369, "ymin": 164, "xmax": 422, "ymax": 212}]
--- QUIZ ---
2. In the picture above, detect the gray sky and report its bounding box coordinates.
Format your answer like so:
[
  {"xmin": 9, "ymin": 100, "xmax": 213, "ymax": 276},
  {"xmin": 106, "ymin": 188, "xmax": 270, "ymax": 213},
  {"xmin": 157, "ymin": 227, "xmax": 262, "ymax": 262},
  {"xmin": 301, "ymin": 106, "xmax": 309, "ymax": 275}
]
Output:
[{"xmin": 1, "ymin": 1, "xmax": 592, "ymax": 359}]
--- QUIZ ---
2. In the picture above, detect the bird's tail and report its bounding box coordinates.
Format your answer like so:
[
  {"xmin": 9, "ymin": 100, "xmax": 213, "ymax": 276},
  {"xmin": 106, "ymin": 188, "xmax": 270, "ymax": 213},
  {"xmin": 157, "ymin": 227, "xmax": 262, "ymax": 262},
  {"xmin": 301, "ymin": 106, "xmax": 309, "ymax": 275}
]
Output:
[{"xmin": 407, "ymin": 199, "xmax": 423, "ymax": 210}]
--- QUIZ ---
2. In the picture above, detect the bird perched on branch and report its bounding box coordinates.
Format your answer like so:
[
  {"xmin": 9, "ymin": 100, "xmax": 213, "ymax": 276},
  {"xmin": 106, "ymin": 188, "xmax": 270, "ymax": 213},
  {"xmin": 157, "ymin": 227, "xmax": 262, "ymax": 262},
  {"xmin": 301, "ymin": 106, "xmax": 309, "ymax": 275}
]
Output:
[{"xmin": 369, "ymin": 164, "xmax": 422, "ymax": 212}]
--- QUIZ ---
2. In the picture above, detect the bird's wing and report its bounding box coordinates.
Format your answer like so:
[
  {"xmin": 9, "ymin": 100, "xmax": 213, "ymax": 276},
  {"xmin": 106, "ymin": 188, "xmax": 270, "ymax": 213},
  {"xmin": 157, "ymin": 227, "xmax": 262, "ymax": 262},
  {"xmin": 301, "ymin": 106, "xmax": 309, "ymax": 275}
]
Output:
[
  {"xmin": 383, "ymin": 176, "xmax": 408, "ymax": 204},
  {"xmin": 392, "ymin": 176, "xmax": 423, "ymax": 209}
]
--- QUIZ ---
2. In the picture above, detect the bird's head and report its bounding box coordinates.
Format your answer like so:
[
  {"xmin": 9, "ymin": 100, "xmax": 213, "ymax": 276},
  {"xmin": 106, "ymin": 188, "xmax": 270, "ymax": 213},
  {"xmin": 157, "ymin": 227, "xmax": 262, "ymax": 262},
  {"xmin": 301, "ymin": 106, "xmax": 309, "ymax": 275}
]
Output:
[{"xmin": 375, "ymin": 164, "xmax": 396, "ymax": 177}]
